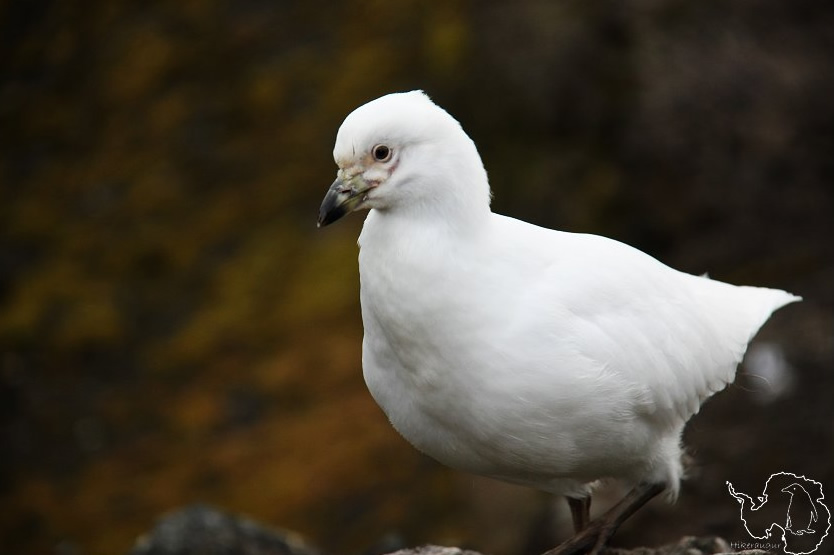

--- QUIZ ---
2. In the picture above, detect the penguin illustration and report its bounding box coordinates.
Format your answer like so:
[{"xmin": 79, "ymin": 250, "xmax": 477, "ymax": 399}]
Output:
[{"xmin": 782, "ymin": 482, "xmax": 818, "ymax": 535}]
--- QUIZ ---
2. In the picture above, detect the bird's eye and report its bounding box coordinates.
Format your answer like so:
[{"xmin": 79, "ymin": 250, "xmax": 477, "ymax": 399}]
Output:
[{"xmin": 372, "ymin": 144, "xmax": 392, "ymax": 162}]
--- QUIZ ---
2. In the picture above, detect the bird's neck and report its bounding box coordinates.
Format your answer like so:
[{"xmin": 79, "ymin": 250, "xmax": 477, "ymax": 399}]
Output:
[
  {"xmin": 366, "ymin": 197, "xmax": 491, "ymax": 241},
  {"xmin": 358, "ymin": 195, "xmax": 492, "ymax": 266}
]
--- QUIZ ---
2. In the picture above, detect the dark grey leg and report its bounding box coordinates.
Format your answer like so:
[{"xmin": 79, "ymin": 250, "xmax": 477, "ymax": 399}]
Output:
[{"xmin": 567, "ymin": 496, "xmax": 591, "ymax": 533}]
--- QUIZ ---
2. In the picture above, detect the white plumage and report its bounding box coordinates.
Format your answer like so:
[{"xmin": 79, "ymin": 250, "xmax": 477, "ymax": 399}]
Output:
[{"xmin": 317, "ymin": 90, "xmax": 799, "ymax": 548}]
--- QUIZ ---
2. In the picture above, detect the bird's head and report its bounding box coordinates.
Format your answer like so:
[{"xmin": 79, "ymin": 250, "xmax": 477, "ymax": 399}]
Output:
[{"xmin": 317, "ymin": 91, "xmax": 490, "ymax": 227}]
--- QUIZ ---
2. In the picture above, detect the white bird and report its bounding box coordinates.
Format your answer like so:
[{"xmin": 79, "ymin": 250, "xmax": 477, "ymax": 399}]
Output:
[{"xmin": 317, "ymin": 91, "xmax": 800, "ymax": 554}]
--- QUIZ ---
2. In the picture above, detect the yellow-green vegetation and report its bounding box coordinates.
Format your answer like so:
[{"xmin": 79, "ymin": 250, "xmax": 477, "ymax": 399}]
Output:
[{"xmin": 1, "ymin": 2, "xmax": 471, "ymax": 554}]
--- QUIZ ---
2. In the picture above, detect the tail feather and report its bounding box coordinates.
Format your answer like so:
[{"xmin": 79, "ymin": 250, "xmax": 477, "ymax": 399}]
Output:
[
  {"xmin": 680, "ymin": 275, "xmax": 801, "ymax": 410},
  {"xmin": 731, "ymin": 285, "xmax": 801, "ymax": 347},
  {"xmin": 698, "ymin": 278, "xmax": 800, "ymax": 389}
]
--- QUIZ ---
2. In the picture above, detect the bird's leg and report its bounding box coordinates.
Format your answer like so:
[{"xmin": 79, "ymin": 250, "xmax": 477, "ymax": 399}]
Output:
[
  {"xmin": 543, "ymin": 482, "xmax": 665, "ymax": 555},
  {"xmin": 567, "ymin": 496, "xmax": 591, "ymax": 533}
]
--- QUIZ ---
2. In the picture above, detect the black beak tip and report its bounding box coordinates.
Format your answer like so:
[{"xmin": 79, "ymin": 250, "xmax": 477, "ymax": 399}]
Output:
[
  {"xmin": 317, "ymin": 205, "xmax": 346, "ymax": 228},
  {"xmin": 318, "ymin": 178, "xmax": 352, "ymax": 228}
]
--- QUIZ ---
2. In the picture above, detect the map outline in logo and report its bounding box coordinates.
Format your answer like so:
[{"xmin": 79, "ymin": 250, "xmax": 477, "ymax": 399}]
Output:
[{"xmin": 727, "ymin": 471, "xmax": 831, "ymax": 555}]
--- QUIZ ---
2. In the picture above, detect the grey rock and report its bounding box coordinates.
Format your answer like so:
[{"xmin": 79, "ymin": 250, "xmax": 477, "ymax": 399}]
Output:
[
  {"xmin": 385, "ymin": 547, "xmax": 482, "ymax": 555},
  {"xmin": 128, "ymin": 508, "xmax": 765, "ymax": 555},
  {"xmin": 129, "ymin": 505, "xmax": 320, "ymax": 555},
  {"xmin": 601, "ymin": 535, "xmax": 731, "ymax": 554},
  {"xmin": 386, "ymin": 537, "xmax": 762, "ymax": 555}
]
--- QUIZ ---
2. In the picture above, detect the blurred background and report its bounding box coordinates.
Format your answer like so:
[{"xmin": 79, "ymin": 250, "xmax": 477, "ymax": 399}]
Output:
[{"xmin": 1, "ymin": 1, "xmax": 833, "ymax": 554}]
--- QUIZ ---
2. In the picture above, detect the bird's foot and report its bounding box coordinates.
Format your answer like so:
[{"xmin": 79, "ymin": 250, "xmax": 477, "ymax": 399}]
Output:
[
  {"xmin": 542, "ymin": 518, "xmax": 618, "ymax": 555},
  {"xmin": 541, "ymin": 482, "xmax": 665, "ymax": 555}
]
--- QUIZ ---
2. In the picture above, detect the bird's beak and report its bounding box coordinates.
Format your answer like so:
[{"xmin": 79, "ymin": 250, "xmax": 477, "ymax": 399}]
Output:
[{"xmin": 317, "ymin": 174, "xmax": 372, "ymax": 227}]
